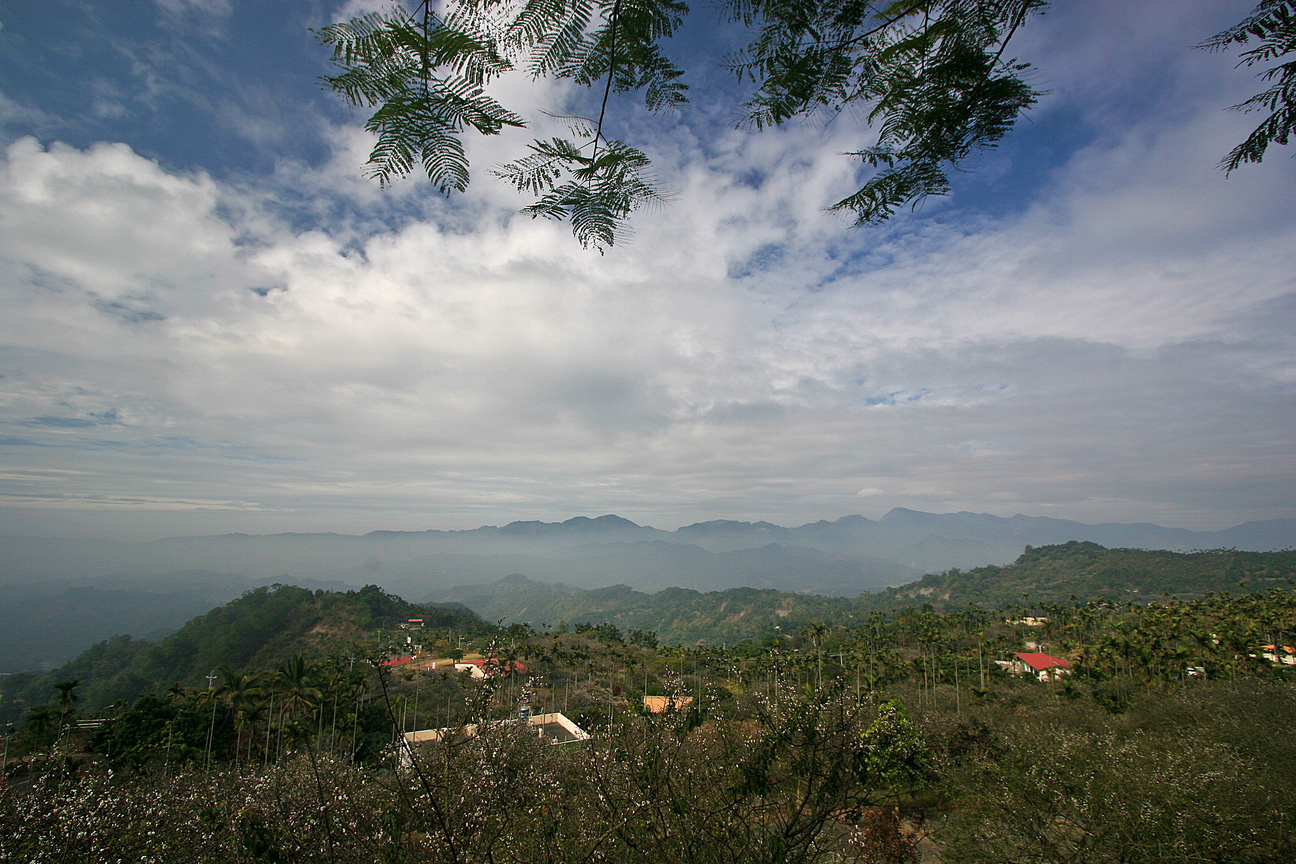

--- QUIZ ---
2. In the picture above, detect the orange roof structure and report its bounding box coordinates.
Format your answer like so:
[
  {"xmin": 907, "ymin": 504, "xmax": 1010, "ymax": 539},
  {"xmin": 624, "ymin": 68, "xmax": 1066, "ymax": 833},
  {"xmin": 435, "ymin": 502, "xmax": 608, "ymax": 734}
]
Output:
[{"xmin": 643, "ymin": 696, "xmax": 693, "ymax": 713}]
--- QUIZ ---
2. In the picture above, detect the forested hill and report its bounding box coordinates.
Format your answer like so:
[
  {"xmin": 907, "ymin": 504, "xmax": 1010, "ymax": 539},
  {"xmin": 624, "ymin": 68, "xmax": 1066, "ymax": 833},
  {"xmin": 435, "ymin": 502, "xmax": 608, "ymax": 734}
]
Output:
[
  {"xmin": 0, "ymin": 584, "xmax": 488, "ymax": 723},
  {"xmin": 439, "ymin": 544, "xmax": 1296, "ymax": 643},
  {"xmin": 8, "ymin": 544, "xmax": 1293, "ymax": 722},
  {"xmin": 882, "ymin": 542, "xmax": 1296, "ymax": 609},
  {"xmin": 434, "ymin": 575, "xmax": 870, "ymax": 647}
]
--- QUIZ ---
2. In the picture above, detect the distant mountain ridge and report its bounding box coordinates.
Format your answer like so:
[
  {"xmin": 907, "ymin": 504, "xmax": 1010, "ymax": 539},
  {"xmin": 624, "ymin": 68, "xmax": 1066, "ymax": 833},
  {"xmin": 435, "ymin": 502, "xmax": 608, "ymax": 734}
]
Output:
[
  {"xmin": 3, "ymin": 510, "xmax": 1291, "ymax": 596},
  {"xmin": 429, "ymin": 574, "xmax": 865, "ymax": 647}
]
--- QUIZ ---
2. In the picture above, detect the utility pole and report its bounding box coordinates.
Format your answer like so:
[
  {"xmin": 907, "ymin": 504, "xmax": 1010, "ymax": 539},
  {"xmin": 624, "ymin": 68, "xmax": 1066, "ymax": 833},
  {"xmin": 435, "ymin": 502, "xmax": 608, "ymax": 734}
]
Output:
[
  {"xmin": 265, "ymin": 693, "xmax": 274, "ymax": 766},
  {"xmin": 205, "ymin": 670, "xmax": 218, "ymax": 772}
]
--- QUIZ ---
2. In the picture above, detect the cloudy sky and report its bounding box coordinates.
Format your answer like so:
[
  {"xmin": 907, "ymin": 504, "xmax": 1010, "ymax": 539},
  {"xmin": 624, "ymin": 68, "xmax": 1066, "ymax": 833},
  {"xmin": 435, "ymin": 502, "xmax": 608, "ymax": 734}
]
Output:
[{"xmin": 0, "ymin": 0, "xmax": 1292, "ymax": 541}]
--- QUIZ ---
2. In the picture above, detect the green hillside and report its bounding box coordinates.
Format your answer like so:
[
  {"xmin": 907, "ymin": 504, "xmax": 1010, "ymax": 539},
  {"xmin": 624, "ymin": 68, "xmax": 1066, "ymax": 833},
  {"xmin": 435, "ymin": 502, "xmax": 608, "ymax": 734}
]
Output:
[
  {"xmin": 883, "ymin": 542, "xmax": 1296, "ymax": 609},
  {"xmin": 441, "ymin": 544, "xmax": 1296, "ymax": 642},
  {"xmin": 436, "ymin": 575, "xmax": 871, "ymax": 645},
  {"xmin": 0, "ymin": 583, "xmax": 488, "ymax": 724}
]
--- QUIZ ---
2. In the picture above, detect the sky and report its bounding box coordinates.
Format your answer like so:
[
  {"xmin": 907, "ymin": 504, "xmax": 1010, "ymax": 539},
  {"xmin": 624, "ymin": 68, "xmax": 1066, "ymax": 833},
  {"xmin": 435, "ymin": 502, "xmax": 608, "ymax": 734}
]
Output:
[{"xmin": 0, "ymin": 0, "xmax": 1292, "ymax": 541}]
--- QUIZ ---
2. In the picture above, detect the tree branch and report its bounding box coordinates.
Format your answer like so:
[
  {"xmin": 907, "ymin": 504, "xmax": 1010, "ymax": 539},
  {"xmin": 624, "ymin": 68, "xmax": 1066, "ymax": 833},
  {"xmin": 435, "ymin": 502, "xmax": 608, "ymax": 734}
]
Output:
[{"xmin": 593, "ymin": 0, "xmax": 624, "ymax": 161}]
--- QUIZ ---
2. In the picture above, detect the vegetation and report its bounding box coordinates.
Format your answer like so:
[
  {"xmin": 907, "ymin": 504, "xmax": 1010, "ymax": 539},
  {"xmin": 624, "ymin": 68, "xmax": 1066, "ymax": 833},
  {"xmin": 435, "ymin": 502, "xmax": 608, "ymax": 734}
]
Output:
[
  {"xmin": 0, "ymin": 579, "xmax": 240, "ymax": 674},
  {"xmin": 1199, "ymin": 0, "xmax": 1296, "ymax": 173},
  {"xmin": 5, "ymin": 543, "xmax": 1292, "ymax": 721},
  {"xmin": 885, "ymin": 541, "xmax": 1296, "ymax": 609},
  {"xmin": 3, "ymin": 551, "xmax": 1295, "ymax": 862},
  {"xmin": 315, "ymin": 0, "xmax": 1295, "ymax": 249},
  {"xmin": 443, "ymin": 575, "xmax": 877, "ymax": 646},
  {"xmin": 3, "ymin": 542, "xmax": 1294, "ymax": 860},
  {"xmin": 439, "ymin": 544, "xmax": 1296, "ymax": 645},
  {"xmin": 0, "ymin": 584, "xmax": 489, "ymax": 727}
]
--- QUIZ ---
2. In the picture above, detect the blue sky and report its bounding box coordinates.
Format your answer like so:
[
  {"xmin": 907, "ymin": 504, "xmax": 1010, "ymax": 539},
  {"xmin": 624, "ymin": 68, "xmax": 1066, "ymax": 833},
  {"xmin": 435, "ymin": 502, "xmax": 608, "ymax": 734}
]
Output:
[{"xmin": 0, "ymin": 0, "xmax": 1292, "ymax": 540}]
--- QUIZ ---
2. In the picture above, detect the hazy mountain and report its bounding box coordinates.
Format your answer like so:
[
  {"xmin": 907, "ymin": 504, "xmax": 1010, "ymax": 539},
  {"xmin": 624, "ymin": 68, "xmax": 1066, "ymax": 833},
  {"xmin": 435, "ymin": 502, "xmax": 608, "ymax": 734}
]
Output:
[
  {"xmin": 672, "ymin": 510, "xmax": 1295, "ymax": 568},
  {"xmin": 3, "ymin": 510, "xmax": 1290, "ymax": 591},
  {"xmin": 0, "ymin": 509, "xmax": 1290, "ymax": 673}
]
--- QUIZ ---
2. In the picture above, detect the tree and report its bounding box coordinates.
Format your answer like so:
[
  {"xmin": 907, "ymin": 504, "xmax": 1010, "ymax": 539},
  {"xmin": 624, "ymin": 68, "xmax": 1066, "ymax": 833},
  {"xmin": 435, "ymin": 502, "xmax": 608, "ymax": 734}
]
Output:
[
  {"xmin": 276, "ymin": 654, "xmax": 323, "ymax": 726},
  {"xmin": 18, "ymin": 704, "xmax": 59, "ymax": 752},
  {"xmin": 316, "ymin": 1, "xmax": 1292, "ymax": 252},
  {"xmin": 216, "ymin": 665, "xmax": 262, "ymax": 764},
  {"xmin": 1199, "ymin": 0, "xmax": 1296, "ymax": 173},
  {"xmin": 938, "ymin": 685, "xmax": 1296, "ymax": 864},
  {"xmin": 53, "ymin": 679, "xmax": 80, "ymax": 729},
  {"xmin": 802, "ymin": 621, "xmax": 828, "ymax": 688},
  {"xmin": 317, "ymin": 0, "xmax": 1040, "ymax": 250}
]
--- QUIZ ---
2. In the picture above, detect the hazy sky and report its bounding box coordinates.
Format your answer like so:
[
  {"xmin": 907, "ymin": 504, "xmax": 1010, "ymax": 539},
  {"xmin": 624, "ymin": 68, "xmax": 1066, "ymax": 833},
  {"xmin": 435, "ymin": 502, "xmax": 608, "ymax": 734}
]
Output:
[{"xmin": 0, "ymin": 0, "xmax": 1292, "ymax": 540}]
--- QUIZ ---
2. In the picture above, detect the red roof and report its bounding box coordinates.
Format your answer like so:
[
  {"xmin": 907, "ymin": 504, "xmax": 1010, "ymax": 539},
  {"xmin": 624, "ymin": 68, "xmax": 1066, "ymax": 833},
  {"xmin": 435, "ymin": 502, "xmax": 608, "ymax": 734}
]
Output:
[
  {"xmin": 1014, "ymin": 652, "xmax": 1071, "ymax": 672},
  {"xmin": 380, "ymin": 655, "xmax": 418, "ymax": 667}
]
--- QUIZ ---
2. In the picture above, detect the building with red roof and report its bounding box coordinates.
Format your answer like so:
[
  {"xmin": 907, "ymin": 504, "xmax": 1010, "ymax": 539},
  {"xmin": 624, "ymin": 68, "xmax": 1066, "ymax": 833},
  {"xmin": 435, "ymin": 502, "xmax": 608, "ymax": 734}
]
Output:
[{"xmin": 1012, "ymin": 652, "xmax": 1072, "ymax": 682}]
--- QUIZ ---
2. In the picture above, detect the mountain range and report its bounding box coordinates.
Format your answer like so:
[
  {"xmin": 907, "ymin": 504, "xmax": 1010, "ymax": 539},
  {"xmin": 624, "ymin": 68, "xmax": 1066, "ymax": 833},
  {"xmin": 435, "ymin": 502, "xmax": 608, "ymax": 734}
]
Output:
[
  {"xmin": 1, "ymin": 509, "xmax": 1290, "ymax": 672},
  {"xmin": 3, "ymin": 509, "xmax": 1291, "ymax": 592}
]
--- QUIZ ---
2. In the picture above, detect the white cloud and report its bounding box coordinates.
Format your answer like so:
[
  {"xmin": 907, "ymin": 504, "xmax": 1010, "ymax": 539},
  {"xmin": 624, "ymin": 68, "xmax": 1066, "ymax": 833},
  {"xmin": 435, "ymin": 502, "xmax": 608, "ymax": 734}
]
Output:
[{"xmin": 0, "ymin": 1, "xmax": 1292, "ymax": 538}]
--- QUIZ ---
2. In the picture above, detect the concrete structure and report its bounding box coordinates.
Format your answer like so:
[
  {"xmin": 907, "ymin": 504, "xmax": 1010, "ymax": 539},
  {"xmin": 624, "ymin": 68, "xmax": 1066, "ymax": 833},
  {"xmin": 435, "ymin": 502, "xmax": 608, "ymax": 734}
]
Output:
[
  {"xmin": 404, "ymin": 712, "xmax": 590, "ymax": 746},
  {"xmin": 453, "ymin": 658, "xmax": 529, "ymax": 679}
]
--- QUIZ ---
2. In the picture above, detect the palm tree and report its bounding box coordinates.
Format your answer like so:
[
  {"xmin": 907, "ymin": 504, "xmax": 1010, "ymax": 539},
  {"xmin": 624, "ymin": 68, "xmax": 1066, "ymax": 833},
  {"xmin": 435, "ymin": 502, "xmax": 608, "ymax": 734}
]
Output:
[
  {"xmin": 276, "ymin": 654, "xmax": 323, "ymax": 746},
  {"xmin": 54, "ymin": 679, "xmax": 79, "ymax": 724},
  {"xmin": 274, "ymin": 653, "xmax": 337, "ymax": 861},
  {"xmin": 217, "ymin": 665, "xmax": 261, "ymax": 766},
  {"xmin": 802, "ymin": 622, "xmax": 828, "ymax": 690},
  {"xmin": 54, "ymin": 679, "xmax": 79, "ymax": 755},
  {"xmin": 238, "ymin": 700, "xmax": 268, "ymax": 763},
  {"xmin": 20, "ymin": 704, "xmax": 59, "ymax": 751}
]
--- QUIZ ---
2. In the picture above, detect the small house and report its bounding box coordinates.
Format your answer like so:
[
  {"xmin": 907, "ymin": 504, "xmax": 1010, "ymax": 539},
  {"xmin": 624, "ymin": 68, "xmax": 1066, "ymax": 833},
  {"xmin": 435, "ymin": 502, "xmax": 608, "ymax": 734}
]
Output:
[{"xmin": 1010, "ymin": 652, "xmax": 1072, "ymax": 682}]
